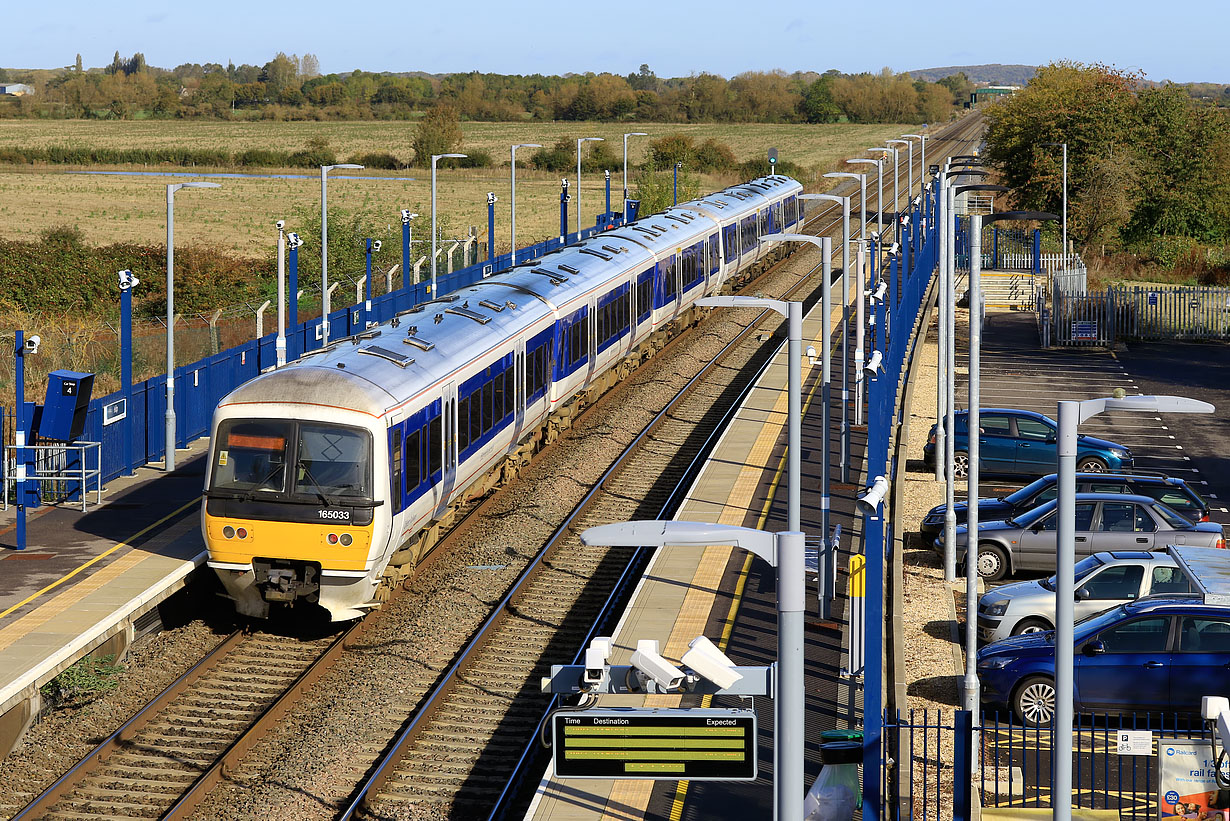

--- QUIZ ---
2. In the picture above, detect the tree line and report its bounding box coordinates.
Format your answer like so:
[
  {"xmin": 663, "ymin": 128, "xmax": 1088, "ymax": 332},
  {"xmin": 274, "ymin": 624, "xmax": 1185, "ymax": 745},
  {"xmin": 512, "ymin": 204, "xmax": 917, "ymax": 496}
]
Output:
[
  {"xmin": 0, "ymin": 54, "xmax": 969, "ymax": 124},
  {"xmin": 984, "ymin": 61, "xmax": 1230, "ymax": 279}
]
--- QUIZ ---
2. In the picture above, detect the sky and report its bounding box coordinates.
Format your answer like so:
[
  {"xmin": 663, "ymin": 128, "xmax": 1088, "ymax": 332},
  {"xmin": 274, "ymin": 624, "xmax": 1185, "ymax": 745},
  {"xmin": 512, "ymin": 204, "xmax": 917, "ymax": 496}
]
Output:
[{"xmin": 4, "ymin": 0, "xmax": 1226, "ymax": 83}]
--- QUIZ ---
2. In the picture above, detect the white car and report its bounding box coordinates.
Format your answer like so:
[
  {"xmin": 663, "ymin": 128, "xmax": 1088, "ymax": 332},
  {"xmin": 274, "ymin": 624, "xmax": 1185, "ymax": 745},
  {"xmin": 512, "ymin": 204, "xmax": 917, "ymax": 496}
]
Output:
[{"xmin": 976, "ymin": 551, "xmax": 1197, "ymax": 644}]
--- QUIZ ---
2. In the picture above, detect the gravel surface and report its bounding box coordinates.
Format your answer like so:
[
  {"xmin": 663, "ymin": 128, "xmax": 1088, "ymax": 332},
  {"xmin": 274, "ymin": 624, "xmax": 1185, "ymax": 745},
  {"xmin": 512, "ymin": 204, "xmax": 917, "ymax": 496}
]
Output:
[{"xmin": 0, "ymin": 616, "xmax": 230, "ymax": 817}]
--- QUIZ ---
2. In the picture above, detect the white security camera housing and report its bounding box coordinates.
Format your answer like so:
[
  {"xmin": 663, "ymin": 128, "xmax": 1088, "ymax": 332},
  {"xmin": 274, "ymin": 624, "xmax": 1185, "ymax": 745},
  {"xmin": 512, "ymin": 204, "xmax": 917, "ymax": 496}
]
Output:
[
  {"xmin": 889, "ymin": 242, "xmax": 901, "ymax": 256},
  {"xmin": 275, "ymin": 219, "xmax": 286, "ymax": 230},
  {"xmin": 871, "ymin": 281, "xmax": 888, "ymax": 303},
  {"xmin": 118, "ymin": 269, "xmax": 139, "ymax": 291},
  {"xmin": 25, "ymin": 335, "xmax": 41, "ymax": 354},
  {"xmin": 584, "ymin": 636, "xmax": 613, "ymax": 686},
  {"xmin": 1204, "ymin": 696, "xmax": 1229, "ymax": 721},
  {"xmin": 857, "ymin": 475, "xmax": 890, "ymax": 515},
  {"xmin": 630, "ymin": 639, "xmax": 684, "ymax": 692},
  {"xmin": 806, "ymin": 345, "xmax": 817, "ymax": 366},
  {"xmin": 372, "ymin": 240, "xmax": 382, "ymax": 253},
  {"xmin": 865, "ymin": 350, "xmax": 884, "ymax": 376},
  {"xmin": 682, "ymin": 636, "xmax": 743, "ymax": 690},
  {"xmin": 487, "ymin": 192, "xmax": 498, "ymax": 205},
  {"xmin": 400, "ymin": 209, "xmax": 412, "ymax": 222},
  {"xmin": 287, "ymin": 232, "xmax": 302, "ymax": 248}
]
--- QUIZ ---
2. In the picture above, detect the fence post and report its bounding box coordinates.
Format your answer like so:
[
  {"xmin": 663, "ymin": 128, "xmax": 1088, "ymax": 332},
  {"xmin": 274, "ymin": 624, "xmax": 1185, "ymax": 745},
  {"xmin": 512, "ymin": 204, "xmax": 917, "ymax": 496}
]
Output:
[
  {"xmin": 954, "ymin": 710, "xmax": 974, "ymax": 821},
  {"xmin": 255, "ymin": 300, "xmax": 270, "ymax": 339},
  {"xmin": 414, "ymin": 256, "xmax": 426, "ymax": 284},
  {"xmin": 208, "ymin": 309, "xmax": 222, "ymax": 355}
]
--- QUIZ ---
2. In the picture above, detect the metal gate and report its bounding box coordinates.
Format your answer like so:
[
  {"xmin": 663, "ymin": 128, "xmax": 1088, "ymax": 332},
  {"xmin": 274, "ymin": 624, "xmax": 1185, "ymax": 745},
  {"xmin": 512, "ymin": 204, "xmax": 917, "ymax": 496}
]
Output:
[
  {"xmin": 1114, "ymin": 285, "xmax": 1230, "ymax": 341},
  {"xmin": 1052, "ymin": 289, "xmax": 1115, "ymax": 346}
]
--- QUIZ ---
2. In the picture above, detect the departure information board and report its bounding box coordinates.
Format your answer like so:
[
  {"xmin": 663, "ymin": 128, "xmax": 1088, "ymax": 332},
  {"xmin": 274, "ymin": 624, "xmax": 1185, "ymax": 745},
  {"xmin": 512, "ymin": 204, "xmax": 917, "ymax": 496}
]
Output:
[{"xmin": 553, "ymin": 709, "xmax": 757, "ymax": 780}]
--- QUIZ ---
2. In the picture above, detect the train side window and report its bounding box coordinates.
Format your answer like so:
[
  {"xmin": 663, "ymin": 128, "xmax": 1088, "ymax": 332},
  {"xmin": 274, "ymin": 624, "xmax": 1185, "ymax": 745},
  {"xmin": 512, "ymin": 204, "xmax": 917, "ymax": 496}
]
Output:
[
  {"xmin": 470, "ymin": 389, "xmax": 482, "ymax": 442},
  {"xmin": 391, "ymin": 428, "xmax": 403, "ymax": 506},
  {"xmin": 504, "ymin": 368, "xmax": 514, "ymax": 416},
  {"xmin": 428, "ymin": 415, "xmax": 442, "ymax": 475},
  {"xmin": 458, "ymin": 396, "xmax": 471, "ymax": 452},
  {"xmin": 494, "ymin": 369, "xmax": 506, "ymax": 420},
  {"xmin": 482, "ymin": 377, "xmax": 494, "ymax": 432},
  {"xmin": 406, "ymin": 428, "xmax": 421, "ymax": 489}
]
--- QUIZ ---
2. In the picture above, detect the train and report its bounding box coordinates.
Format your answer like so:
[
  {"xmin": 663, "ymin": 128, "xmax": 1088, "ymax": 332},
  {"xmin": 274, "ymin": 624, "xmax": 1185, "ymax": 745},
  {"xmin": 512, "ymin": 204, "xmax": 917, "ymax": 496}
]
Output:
[{"xmin": 202, "ymin": 173, "xmax": 804, "ymax": 620}]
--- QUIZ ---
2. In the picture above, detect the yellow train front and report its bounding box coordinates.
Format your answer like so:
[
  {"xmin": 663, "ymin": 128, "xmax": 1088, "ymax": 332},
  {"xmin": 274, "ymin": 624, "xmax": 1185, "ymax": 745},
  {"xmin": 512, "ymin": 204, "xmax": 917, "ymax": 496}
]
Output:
[{"xmin": 202, "ymin": 367, "xmax": 394, "ymax": 621}]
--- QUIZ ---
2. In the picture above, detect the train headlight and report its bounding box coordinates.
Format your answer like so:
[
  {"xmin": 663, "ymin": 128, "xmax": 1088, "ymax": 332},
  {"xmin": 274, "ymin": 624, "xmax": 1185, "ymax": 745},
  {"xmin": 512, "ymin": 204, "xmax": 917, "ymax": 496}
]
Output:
[
  {"xmin": 236, "ymin": 527, "xmax": 248, "ymax": 540},
  {"xmin": 327, "ymin": 533, "xmax": 339, "ymax": 545},
  {"xmin": 223, "ymin": 525, "xmax": 235, "ymax": 539},
  {"xmin": 340, "ymin": 533, "xmax": 353, "ymax": 546}
]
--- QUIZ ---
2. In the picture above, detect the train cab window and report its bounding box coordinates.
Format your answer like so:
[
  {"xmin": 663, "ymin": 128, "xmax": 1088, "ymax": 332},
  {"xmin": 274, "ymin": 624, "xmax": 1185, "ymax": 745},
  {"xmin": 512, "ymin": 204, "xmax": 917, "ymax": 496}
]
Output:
[
  {"xmin": 428, "ymin": 414, "xmax": 442, "ymax": 475},
  {"xmin": 295, "ymin": 424, "xmax": 371, "ymax": 501},
  {"xmin": 406, "ymin": 428, "xmax": 422, "ymax": 489},
  {"xmin": 210, "ymin": 419, "xmax": 292, "ymax": 494},
  {"xmin": 392, "ymin": 429, "xmax": 403, "ymax": 500}
]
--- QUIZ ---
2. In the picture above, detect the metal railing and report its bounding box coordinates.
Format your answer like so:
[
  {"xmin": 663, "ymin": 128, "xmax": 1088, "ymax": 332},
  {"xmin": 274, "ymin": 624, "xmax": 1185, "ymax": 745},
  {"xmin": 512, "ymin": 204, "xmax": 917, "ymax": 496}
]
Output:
[{"xmin": 3, "ymin": 441, "xmax": 102, "ymax": 511}]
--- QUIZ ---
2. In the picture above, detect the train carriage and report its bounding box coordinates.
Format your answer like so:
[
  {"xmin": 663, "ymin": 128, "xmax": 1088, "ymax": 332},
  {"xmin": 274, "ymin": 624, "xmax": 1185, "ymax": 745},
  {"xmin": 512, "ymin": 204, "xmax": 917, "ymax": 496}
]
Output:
[{"xmin": 203, "ymin": 174, "xmax": 803, "ymax": 620}]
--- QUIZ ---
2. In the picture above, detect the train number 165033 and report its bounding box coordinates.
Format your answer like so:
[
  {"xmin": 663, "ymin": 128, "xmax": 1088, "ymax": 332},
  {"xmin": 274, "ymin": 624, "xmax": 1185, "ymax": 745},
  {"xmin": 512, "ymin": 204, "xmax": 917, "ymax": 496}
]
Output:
[{"xmin": 318, "ymin": 509, "xmax": 351, "ymax": 521}]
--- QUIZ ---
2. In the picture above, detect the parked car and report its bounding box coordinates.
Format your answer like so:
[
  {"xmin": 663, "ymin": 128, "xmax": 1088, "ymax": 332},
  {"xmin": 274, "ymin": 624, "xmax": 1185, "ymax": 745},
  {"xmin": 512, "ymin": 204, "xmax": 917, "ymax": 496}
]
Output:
[
  {"xmin": 922, "ymin": 408, "xmax": 1133, "ymax": 478},
  {"xmin": 976, "ymin": 551, "xmax": 1197, "ymax": 643},
  {"xmin": 920, "ymin": 472, "xmax": 1210, "ymax": 539},
  {"xmin": 978, "ymin": 596, "xmax": 1230, "ymax": 726},
  {"xmin": 936, "ymin": 493, "xmax": 1225, "ymax": 581}
]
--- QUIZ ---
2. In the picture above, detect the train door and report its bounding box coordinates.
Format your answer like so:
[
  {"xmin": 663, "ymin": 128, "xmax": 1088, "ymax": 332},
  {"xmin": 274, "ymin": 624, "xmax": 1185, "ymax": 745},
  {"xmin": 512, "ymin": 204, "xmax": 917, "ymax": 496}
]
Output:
[
  {"xmin": 513, "ymin": 342, "xmax": 526, "ymax": 437},
  {"xmin": 587, "ymin": 297, "xmax": 598, "ymax": 382},
  {"xmin": 434, "ymin": 381, "xmax": 457, "ymax": 520}
]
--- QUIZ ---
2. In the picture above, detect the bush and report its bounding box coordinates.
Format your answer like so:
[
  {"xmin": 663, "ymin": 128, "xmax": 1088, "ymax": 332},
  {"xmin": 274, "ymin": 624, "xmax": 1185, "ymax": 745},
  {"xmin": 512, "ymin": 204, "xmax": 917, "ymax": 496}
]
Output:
[
  {"xmin": 457, "ymin": 149, "xmax": 493, "ymax": 168},
  {"xmin": 412, "ymin": 104, "xmax": 464, "ymax": 167},
  {"xmin": 350, "ymin": 151, "xmax": 403, "ymax": 170},
  {"xmin": 237, "ymin": 148, "xmax": 289, "ymax": 167},
  {"xmin": 581, "ymin": 141, "xmax": 620, "ymax": 173},
  {"xmin": 288, "ymin": 136, "xmax": 336, "ymax": 168},
  {"xmin": 692, "ymin": 138, "xmax": 737, "ymax": 173},
  {"xmin": 648, "ymin": 134, "xmax": 693, "ymax": 169},
  {"xmin": 529, "ymin": 139, "xmax": 575, "ymax": 172},
  {"xmin": 736, "ymin": 157, "xmax": 807, "ymax": 182}
]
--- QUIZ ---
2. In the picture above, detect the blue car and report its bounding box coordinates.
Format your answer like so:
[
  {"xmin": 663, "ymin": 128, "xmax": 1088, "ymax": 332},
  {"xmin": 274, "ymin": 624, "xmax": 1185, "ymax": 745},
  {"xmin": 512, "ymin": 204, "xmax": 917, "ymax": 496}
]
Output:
[
  {"xmin": 923, "ymin": 408, "xmax": 1133, "ymax": 479},
  {"xmin": 978, "ymin": 596, "xmax": 1230, "ymax": 726}
]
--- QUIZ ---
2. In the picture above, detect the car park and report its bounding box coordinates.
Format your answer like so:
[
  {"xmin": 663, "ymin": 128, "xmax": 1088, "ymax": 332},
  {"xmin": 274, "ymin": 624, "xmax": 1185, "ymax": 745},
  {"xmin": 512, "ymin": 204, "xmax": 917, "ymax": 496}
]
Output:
[
  {"xmin": 920, "ymin": 472, "xmax": 1210, "ymax": 540},
  {"xmin": 937, "ymin": 493, "xmax": 1225, "ymax": 581},
  {"xmin": 976, "ymin": 551, "xmax": 1196, "ymax": 643},
  {"xmin": 922, "ymin": 408, "xmax": 1133, "ymax": 479}
]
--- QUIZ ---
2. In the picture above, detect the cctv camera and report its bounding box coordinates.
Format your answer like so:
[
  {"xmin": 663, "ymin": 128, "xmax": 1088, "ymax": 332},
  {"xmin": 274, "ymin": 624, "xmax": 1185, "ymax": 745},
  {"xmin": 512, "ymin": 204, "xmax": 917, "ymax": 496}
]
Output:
[
  {"xmin": 682, "ymin": 636, "xmax": 743, "ymax": 690},
  {"xmin": 857, "ymin": 474, "xmax": 889, "ymax": 515},
  {"xmin": 889, "ymin": 242, "xmax": 901, "ymax": 257},
  {"xmin": 865, "ymin": 349, "xmax": 884, "ymax": 375},
  {"xmin": 287, "ymin": 232, "xmax": 301, "ymax": 248},
  {"xmin": 275, "ymin": 219, "xmax": 285, "ymax": 230},
  {"xmin": 561, "ymin": 178, "xmax": 569, "ymax": 188},
  {"xmin": 806, "ymin": 344, "xmax": 817, "ymax": 366},
  {"xmin": 400, "ymin": 209, "xmax": 411, "ymax": 222},
  {"xmin": 1204, "ymin": 696, "xmax": 1229, "ymax": 721},
  {"xmin": 25, "ymin": 335, "xmax": 41, "ymax": 355},
  {"xmin": 630, "ymin": 639, "xmax": 685, "ymax": 692},
  {"xmin": 372, "ymin": 240, "xmax": 382, "ymax": 253},
  {"xmin": 583, "ymin": 636, "xmax": 613, "ymax": 687},
  {"xmin": 487, "ymin": 192, "xmax": 497, "ymax": 205},
  {"xmin": 118, "ymin": 269, "xmax": 140, "ymax": 291},
  {"xmin": 870, "ymin": 231, "xmax": 880, "ymax": 241},
  {"xmin": 867, "ymin": 313, "xmax": 876, "ymax": 329}
]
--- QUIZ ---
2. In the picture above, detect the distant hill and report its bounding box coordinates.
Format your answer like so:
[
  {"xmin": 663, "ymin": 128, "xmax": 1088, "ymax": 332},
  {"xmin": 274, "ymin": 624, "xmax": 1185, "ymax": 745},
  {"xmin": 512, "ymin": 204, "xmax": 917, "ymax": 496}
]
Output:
[{"xmin": 908, "ymin": 64, "xmax": 1037, "ymax": 86}]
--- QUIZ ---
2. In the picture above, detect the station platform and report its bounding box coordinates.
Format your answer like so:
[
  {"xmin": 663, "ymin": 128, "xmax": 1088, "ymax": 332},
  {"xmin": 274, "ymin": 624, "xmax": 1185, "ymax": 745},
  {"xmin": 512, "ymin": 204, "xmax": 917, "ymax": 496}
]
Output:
[
  {"xmin": 523, "ymin": 265, "xmax": 869, "ymax": 820},
  {"xmin": 0, "ymin": 439, "xmax": 209, "ymax": 753}
]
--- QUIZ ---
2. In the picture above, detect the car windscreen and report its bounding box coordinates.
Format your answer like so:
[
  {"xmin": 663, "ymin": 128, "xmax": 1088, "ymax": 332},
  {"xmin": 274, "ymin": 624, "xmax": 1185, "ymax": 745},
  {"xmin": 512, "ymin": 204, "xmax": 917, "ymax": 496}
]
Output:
[
  {"xmin": 1013, "ymin": 499, "xmax": 1058, "ymax": 527},
  {"xmin": 1042, "ymin": 554, "xmax": 1105, "ymax": 591},
  {"xmin": 1005, "ymin": 476, "xmax": 1055, "ymax": 506}
]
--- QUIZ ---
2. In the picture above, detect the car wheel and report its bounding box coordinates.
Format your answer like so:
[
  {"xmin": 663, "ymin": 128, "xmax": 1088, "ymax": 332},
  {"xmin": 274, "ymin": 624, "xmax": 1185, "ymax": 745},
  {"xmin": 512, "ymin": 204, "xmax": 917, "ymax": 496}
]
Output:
[
  {"xmin": 1077, "ymin": 456, "xmax": 1107, "ymax": 473},
  {"xmin": 976, "ymin": 543, "xmax": 1008, "ymax": 582},
  {"xmin": 1013, "ymin": 675, "xmax": 1057, "ymax": 727},
  {"xmin": 1011, "ymin": 617, "xmax": 1052, "ymax": 636},
  {"xmin": 953, "ymin": 451, "xmax": 969, "ymax": 479}
]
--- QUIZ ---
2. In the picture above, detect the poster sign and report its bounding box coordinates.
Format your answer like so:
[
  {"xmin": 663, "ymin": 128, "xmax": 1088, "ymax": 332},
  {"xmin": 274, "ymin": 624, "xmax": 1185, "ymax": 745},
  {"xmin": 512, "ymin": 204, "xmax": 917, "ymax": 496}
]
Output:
[
  {"xmin": 1117, "ymin": 729, "xmax": 1152, "ymax": 755},
  {"xmin": 1072, "ymin": 321, "xmax": 1098, "ymax": 340},
  {"xmin": 1148, "ymin": 292, "xmax": 1159, "ymax": 306},
  {"xmin": 1157, "ymin": 738, "xmax": 1230, "ymax": 818}
]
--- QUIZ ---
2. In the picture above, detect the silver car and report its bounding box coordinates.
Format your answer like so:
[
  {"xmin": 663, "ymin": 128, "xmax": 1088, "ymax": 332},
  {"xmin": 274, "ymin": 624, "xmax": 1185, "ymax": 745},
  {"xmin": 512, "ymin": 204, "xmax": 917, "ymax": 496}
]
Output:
[
  {"xmin": 976, "ymin": 551, "xmax": 1197, "ymax": 643},
  {"xmin": 937, "ymin": 492, "xmax": 1226, "ymax": 581}
]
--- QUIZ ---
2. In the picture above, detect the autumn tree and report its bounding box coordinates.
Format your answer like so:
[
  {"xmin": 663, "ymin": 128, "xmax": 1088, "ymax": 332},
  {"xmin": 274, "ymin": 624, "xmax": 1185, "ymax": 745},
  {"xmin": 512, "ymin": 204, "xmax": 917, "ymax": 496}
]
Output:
[{"xmin": 412, "ymin": 104, "xmax": 464, "ymax": 166}]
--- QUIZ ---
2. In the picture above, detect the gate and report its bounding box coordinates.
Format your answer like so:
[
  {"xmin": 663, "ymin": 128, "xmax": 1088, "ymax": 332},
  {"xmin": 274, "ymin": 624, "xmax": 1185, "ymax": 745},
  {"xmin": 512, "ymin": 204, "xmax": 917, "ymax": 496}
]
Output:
[
  {"xmin": 1053, "ymin": 289, "xmax": 1115, "ymax": 346},
  {"xmin": 1114, "ymin": 285, "xmax": 1230, "ymax": 341}
]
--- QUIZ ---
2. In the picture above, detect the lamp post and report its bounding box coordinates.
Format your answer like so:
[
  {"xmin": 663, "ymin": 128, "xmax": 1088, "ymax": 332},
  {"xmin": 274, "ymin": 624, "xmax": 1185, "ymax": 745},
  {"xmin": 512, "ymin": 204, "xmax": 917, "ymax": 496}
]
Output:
[
  {"xmin": 165, "ymin": 180, "xmax": 220, "ymax": 472},
  {"xmin": 510, "ymin": 143, "xmax": 542, "ymax": 267},
  {"xmin": 576, "ymin": 137, "xmax": 604, "ymax": 235},
  {"xmin": 431, "ymin": 153, "xmax": 467, "ymax": 297},
  {"xmin": 276, "ymin": 222, "xmax": 287, "ymax": 367},
  {"xmin": 400, "ymin": 210, "xmax": 418, "ymax": 286},
  {"xmin": 958, "ymin": 210, "xmax": 1056, "ymax": 717},
  {"xmin": 320, "ymin": 163, "xmax": 363, "ymax": 346},
  {"xmin": 1050, "ymin": 394, "xmax": 1213, "ymax": 821},
  {"xmin": 887, "ymin": 140, "xmax": 909, "ymax": 232},
  {"xmin": 810, "ymin": 187, "xmax": 855, "ymax": 483},
  {"xmin": 904, "ymin": 134, "xmax": 926, "ymax": 193},
  {"xmin": 1041, "ymin": 142, "xmax": 1068, "ymax": 269},
  {"xmin": 622, "ymin": 132, "xmax": 647, "ymax": 216},
  {"xmin": 580, "ymin": 520, "xmax": 806, "ymax": 821}
]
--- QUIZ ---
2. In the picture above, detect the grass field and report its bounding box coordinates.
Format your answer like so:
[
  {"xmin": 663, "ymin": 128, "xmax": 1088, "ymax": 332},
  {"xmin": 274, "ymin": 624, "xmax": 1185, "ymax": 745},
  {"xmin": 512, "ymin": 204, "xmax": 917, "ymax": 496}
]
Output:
[{"xmin": 0, "ymin": 121, "xmax": 916, "ymax": 257}]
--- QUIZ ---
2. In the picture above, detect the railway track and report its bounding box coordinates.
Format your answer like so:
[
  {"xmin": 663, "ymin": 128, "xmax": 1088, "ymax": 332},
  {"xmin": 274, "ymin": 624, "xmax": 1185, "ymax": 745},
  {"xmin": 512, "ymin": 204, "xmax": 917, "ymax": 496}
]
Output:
[{"xmin": 10, "ymin": 115, "xmax": 984, "ymax": 821}]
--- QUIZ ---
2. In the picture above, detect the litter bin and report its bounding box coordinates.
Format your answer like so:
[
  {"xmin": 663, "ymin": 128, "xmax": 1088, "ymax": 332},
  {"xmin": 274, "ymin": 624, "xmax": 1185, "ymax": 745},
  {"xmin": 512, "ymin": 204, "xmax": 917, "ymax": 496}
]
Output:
[{"xmin": 804, "ymin": 739, "xmax": 862, "ymax": 821}]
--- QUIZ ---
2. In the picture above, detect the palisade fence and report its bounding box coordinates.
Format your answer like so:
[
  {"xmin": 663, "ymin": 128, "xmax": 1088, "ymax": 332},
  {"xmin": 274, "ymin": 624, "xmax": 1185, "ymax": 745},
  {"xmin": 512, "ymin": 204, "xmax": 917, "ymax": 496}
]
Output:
[
  {"xmin": 1, "ymin": 217, "xmax": 618, "ymax": 498},
  {"xmin": 1044, "ymin": 281, "xmax": 1230, "ymax": 347}
]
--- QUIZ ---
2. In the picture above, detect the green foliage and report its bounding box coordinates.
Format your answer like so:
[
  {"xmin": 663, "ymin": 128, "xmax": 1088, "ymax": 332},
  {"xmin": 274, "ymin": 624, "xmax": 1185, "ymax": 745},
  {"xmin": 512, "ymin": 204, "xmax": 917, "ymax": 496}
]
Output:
[
  {"xmin": 529, "ymin": 139, "xmax": 576, "ymax": 173},
  {"xmin": 984, "ymin": 61, "xmax": 1230, "ymax": 259},
  {"xmin": 288, "ymin": 136, "xmax": 336, "ymax": 167},
  {"xmin": 350, "ymin": 151, "xmax": 403, "ymax": 170},
  {"xmin": 801, "ymin": 76, "xmax": 841, "ymax": 124},
  {"xmin": 412, "ymin": 104, "xmax": 464, "ymax": 166},
  {"xmin": 633, "ymin": 160, "xmax": 701, "ymax": 215},
  {"xmin": 647, "ymin": 134, "xmax": 737, "ymax": 174},
  {"xmin": 40, "ymin": 653, "xmax": 123, "ymax": 709},
  {"xmin": 457, "ymin": 148, "xmax": 493, "ymax": 168}
]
